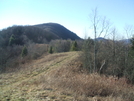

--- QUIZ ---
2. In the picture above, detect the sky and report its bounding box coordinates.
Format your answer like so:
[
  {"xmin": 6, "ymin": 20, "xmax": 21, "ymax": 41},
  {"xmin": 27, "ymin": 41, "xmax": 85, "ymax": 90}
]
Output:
[{"xmin": 0, "ymin": 0, "xmax": 134, "ymax": 39}]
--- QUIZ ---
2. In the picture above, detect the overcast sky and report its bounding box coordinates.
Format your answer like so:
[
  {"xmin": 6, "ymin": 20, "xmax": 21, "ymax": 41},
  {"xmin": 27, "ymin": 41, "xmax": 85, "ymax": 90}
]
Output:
[{"xmin": 0, "ymin": 0, "xmax": 134, "ymax": 38}]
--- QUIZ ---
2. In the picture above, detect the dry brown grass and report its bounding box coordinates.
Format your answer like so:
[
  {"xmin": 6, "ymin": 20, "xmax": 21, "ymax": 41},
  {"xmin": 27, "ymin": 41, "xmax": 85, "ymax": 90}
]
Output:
[
  {"xmin": 44, "ymin": 57, "xmax": 134, "ymax": 101},
  {"xmin": 0, "ymin": 51, "xmax": 134, "ymax": 101}
]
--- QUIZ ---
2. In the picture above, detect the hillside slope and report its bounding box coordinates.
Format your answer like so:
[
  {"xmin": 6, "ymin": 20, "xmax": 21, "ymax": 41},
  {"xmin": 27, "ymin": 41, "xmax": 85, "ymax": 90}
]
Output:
[
  {"xmin": 0, "ymin": 23, "xmax": 81, "ymax": 47},
  {"xmin": 0, "ymin": 52, "xmax": 79, "ymax": 100},
  {"xmin": 0, "ymin": 52, "xmax": 134, "ymax": 101},
  {"xmin": 34, "ymin": 23, "xmax": 81, "ymax": 40}
]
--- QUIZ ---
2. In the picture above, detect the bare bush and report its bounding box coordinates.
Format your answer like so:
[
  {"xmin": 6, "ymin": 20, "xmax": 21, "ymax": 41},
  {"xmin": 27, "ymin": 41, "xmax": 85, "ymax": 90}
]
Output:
[
  {"xmin": 0, "ymin": 45, "xmax": 23, "ymax": 72},
  {"xmin": 27, "ymin": 42, "xmax": 48, "ymax": 59},
  {"xmin": 45, "ymin": 57, "xmax": 134, "ymax": 101}
]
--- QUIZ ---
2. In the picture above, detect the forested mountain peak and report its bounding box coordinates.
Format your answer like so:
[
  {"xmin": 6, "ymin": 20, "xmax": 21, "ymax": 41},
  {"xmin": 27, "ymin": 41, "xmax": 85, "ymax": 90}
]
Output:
[
  {"xmin": 0, "ymin": 23, "xmax": 81, "ymax": 47},
  {"xmin": 34, "ymin": 23, "xmax": 81, "ymax": 40}
]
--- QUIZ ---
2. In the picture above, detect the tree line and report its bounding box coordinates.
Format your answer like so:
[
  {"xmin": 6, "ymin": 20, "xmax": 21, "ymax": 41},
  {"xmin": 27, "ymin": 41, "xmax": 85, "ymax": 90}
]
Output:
[
  {"xmin": 0, "ymin": 37, "xmax": 81, "ymax": 73},
  {"xmin": 82, "ymin": 8, "xmax": 134, "ymax": 84}
]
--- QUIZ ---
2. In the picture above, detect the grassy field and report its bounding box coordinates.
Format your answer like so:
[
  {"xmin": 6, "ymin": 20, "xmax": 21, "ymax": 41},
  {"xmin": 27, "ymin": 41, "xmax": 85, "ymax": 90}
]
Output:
[{"xmin": 0, "ymin": 52, "xmax": 134, "ymax": 101}]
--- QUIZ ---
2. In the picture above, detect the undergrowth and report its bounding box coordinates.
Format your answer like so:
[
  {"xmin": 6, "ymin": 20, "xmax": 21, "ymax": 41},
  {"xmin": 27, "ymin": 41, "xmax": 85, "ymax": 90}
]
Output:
[
  {"xmin": 46, "ymin": 57, "xmax": 134, "ymax": 101},
  {"xmin": 0, "ymin": 52, "xmax": 134, "ymax": 101}
]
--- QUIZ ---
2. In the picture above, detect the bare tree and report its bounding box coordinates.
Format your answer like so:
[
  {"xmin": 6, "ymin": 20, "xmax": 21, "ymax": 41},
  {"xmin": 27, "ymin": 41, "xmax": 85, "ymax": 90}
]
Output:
[{"xmin": 89, "ymin": 8, "xmax": 111, "ymax": 72}]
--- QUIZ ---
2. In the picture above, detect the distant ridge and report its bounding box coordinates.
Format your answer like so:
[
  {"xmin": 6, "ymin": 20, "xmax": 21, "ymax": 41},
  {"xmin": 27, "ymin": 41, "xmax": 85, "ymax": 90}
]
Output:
[
  {"xmin": 95, "ymin": 37, "xmax": 131, "ymax": 44},
  {"xmin": 34, "ymin": 23, "xmax": 81, "ymax": 40},
  {"xmin": 119, "ymin": 39, "xmax": 131, "ymax": 44},
  {"xmin": 96, "ymin": 37, "xmax": 107, "ymax": 41}
]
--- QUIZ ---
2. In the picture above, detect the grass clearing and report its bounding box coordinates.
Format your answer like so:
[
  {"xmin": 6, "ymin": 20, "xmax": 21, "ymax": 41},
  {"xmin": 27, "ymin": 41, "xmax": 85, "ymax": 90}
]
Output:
[{"xmin": 0, "ymin": 51, "xmax": 134, "ymax": 101}]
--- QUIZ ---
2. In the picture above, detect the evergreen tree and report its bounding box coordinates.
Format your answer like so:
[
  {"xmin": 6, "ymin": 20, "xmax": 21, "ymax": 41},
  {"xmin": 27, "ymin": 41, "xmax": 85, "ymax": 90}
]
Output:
[
  {"xmin": 70, "ymin": 41, "xmax": 77, "ymax": 51},
  {"xmin": 131, "ymin": 37, "xmax": 134, "ymax": 50},
  {"xmin": 21, "ymin": 45, "xmax": 28, "ymax": 57},
  {"xmin": 48, "ymin": 46, "xmax": 53, "ymax": 54},
  {"xmin": 9, "ymin": 34, "xmax": 15, "ymax": 46}
]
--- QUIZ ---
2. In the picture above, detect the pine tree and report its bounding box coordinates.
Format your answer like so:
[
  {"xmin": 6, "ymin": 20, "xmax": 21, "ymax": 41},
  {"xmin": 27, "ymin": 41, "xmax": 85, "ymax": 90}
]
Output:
[
  {"xmin": 128, "ymin": 37, "xmax": 134, "ymax": 59},
  {"xmin": 48, "ymin": 46, "xmax": 53, "ymax": 54},
  {"xmin": 21, "ymin": 46, "xmax": 28, "ymax": 57},
  {"xmin": 9, "ymin": 34, "xmax": 15, "ymax": 46},
  {"xmin": 70, "ymin": 41, "xmax": 77, "ymax": 51},
  {"xmin": 131, "ymin": 37, "xmax": 134, "ymax": 50}
]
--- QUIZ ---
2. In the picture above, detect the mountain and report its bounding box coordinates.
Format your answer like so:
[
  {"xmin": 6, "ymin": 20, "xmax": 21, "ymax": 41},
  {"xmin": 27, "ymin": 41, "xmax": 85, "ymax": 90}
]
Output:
[
  {"xmin": 95, "ymin": 37, "xmax": 131, "ymax": 43},
  {"xmin": 0, "ymin": 23, "xmax": 81, "ymax": 46},
  {"xmin": 34, "ymin": 23, "xmax": 81, "ymax": 40},
  {"xmin": 119, "ymin": 39, "xmax": 131, "ymax": 44},
  {"xmin": 96, "ymin": 37, "xmax": 107, "ymax": 41}
]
